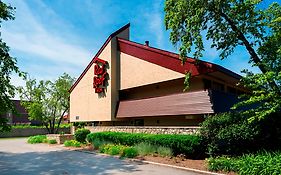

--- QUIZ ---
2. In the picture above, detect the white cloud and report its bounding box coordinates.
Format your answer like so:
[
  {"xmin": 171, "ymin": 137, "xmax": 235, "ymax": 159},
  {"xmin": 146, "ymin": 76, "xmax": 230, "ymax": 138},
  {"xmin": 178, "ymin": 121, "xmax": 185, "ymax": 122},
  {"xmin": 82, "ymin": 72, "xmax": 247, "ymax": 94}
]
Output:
[{"xmin": 2, "ymin": 0, "xmax": 93, "ymax": 75}]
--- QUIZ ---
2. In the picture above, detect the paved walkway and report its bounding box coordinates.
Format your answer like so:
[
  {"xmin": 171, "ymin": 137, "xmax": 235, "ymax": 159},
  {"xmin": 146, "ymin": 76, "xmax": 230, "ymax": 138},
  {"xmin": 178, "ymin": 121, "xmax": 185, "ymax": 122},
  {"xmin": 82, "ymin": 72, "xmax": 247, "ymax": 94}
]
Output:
[{"xmin": 0, "ymin": 138, "xmax": 201, "ymax": 175}]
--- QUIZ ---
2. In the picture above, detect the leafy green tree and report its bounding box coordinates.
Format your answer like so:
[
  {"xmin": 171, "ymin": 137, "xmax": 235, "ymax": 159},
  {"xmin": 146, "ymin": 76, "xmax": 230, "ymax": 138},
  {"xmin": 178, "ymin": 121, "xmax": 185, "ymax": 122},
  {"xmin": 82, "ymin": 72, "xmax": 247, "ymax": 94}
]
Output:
[
  {"xmin": 18, "ymin": 73, "xmax": 75, "ymax": 133},
  {"xmin": 164, "ymin": 0, "xmax": 281, "ymax": 120},
  {"xmin": 0, "ymin": 1, "xmax": 23, "ymax": 132}
]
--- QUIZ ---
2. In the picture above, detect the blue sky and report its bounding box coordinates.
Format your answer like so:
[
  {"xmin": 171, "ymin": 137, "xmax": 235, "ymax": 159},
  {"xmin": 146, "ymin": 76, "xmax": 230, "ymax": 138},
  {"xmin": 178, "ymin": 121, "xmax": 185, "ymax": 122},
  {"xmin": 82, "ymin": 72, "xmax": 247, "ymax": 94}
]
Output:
[{"xmin": 2, "ymin": 0, "xmax": 277, "ymax": 89}]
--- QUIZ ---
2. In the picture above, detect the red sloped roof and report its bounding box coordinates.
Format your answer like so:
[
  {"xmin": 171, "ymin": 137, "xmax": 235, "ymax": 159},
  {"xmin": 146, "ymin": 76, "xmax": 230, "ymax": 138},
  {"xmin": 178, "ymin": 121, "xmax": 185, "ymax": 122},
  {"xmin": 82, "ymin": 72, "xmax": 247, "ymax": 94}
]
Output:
[
  {"xmin": 70, "ymin": 23, "xmax": 241, "ymax": 93},
  {"xmin": 69, "ymin": 23, "xmax": 130, "ymax": 92},
  {"xmin": 117, "ymin": 38, "xmax": 241, "ymax": 79}
]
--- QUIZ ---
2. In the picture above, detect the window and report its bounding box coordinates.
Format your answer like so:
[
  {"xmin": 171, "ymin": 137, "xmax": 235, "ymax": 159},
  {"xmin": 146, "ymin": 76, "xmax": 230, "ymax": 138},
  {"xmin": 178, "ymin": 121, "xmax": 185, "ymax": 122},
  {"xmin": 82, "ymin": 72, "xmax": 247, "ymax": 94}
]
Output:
[
  {"xmin": 227, "ymin": 86, "xmax": 236, "ymax": 94},
  {"xmin": 203, "ymin": 79, "xmax": 212, "ymax": 90},
  {"xmin": 213, "ymin": 81, "xmax": 225, "ymax": 91}
]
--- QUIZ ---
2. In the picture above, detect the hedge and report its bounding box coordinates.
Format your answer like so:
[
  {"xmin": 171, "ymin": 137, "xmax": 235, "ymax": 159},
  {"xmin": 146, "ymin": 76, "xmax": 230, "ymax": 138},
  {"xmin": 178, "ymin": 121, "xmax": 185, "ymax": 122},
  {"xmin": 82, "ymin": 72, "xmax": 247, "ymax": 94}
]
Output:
[{"xmin": 87, "ymin": 132, "xmax": 204, "ymax": 158}]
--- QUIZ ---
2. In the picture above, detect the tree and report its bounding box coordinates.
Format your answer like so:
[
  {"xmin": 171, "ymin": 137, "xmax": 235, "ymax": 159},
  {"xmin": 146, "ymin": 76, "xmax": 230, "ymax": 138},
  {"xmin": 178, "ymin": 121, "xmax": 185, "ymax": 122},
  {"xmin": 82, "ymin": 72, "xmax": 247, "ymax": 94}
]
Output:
[
  {"xmin": 18, "ymin": 73, "xmax": 75, "ymax": 133},
  {"xmin": 0, "ymin": 1, "xmax": 23, "ymax": 132},
  {"xmin": 164, "ymin": 0, "xmax": 281, "ymax": 120}
]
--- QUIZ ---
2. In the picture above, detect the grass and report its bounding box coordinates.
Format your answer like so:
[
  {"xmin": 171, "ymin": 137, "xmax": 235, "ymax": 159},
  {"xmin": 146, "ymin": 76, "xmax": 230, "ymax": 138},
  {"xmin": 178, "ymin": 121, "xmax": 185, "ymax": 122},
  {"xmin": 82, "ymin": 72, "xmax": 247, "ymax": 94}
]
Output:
[
  {"xmin": 134, "ymin": 142, "xmax": 157, "ymax": 156},
  {"xmin": 157, "ymin": 146, "xmax": 173, "ymax": 157},
  {"xmin": 133, "ymin": 142, "xmax": 172, "ymax": 157},
  {"xmin": 208, "ymin": 151, "xmax": 281, "ymax": 175},
  {"xmin": 27, "ymin": 135, "xmax": 47, "ymax": 144}
]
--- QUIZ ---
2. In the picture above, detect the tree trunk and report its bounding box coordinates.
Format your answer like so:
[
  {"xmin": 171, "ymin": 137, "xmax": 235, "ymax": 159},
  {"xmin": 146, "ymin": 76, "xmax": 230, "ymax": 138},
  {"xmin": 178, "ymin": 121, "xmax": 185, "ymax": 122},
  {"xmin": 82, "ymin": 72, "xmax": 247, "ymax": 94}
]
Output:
[
  {"xmin": 220, "ymin": 11, "xmax": 281, "ymax": 95},
  {"xmin": 55, "ymin": 108, "xmax": 68, "ymax": 134}
]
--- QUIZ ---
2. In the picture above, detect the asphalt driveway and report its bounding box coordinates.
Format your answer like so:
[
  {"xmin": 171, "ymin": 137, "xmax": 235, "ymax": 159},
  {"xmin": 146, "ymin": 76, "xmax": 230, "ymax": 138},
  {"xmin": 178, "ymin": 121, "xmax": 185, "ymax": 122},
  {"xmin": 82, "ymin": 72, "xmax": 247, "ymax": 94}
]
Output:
[{"xmin": 0, "ymin": 138, "xmax": 201, "ymax": 175}]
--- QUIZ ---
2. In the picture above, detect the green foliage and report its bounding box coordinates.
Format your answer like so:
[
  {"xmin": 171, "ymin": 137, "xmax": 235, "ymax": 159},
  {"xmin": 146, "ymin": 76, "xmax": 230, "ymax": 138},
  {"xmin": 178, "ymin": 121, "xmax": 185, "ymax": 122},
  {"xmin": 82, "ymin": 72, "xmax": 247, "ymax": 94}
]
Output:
[
  {"xmin": 100, "ymin": 144, "xmax": 138, "ymax": 158},
  {"xmin": 64, "ymin": 140, "xmax": 81, "ymax": 147},
  {"xmin": 73, "ymin": 122, "xmax": 86, "ymax": 129},
  {"xmin": 0, "ymin": 118, "xmax": 11, "ymax": 132},
  {"xmin": 208, "ymin": 151, "xmax": 281, "ymax": 175},
  {"xmin": 18, "ymin": 73, "xmax": 75, "ymax": 134},
  {"xmin": 11, "ymin": 123, "xmax": 70, "ymax": 129},
  {"xmin": 122, "ymin": 147, "xmax": 138, "ymax": 158},
  {"xmin": 0, "ymin": 1, "xmax": 24, "ymax": 132},
  {"xmin": 134, "ymin": 142, "xmax": 157, "ymax": 156},
  {"xmin": 74, "ymin": 128, "xmax": 90, "ymax": 143},
  {"xmin": 134, "ymin": 142, "xmax": 172, "ymax": 157},
  {"xmin": 87, "ymin": 132, "xmax": 204, "ymax": 158},
  {"xmin": 27, "ymin": 135, "xmax": 47, "ymax": 144},
  {"xmin": 100, "ymin": 144, "xmax": 126, "ymax": 155},
  {"xmin": 201, "ymin": 112, "xmax": 281, "ymax": 156},
  {"xmin": 164, "ymin": 0, "xmax": 281, "ymax": 120},
  {"xmin": 157, "ymin": 146, "xmax": 173, "ymax": 157},
  {"xmin": 91, "ymin": 138, "xmax": 111, "ymax": 149},
  {"xmin": 48, "ymin": 139, "xmax": 57, "ymax": 144}
]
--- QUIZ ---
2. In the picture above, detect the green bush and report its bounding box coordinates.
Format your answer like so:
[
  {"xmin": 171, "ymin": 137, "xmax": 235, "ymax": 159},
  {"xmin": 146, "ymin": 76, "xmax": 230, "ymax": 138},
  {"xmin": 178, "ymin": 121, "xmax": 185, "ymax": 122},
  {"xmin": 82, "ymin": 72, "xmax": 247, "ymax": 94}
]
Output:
[
  {"xmin": 134, "ymin": 142, "xmax": 157, "ymax": 156},
  {"xmin": 157, "ymin": 146, "xmax": 173, "ymax": 157},
  {"xmin": 208, "ymin": 151, "xmax": 281, "ymax": 175},
  {"xmin": 74, "ymin": 128, "xmax": 90, "ymax": 143},
  {"xmin": 100, "ymin": 144, "xmax": 126, "ymax": 155},
  {"xmin": 92, "ymin": 138, "xmax": 111, "ymax": 149},
  {"xmin": 27, "ymin": 135, "xmax": 47, "ymax": 144},
  {"xmin": 100, "ymin": 144, "xmax": 138, "ymax": 158},
  {"xmin": 201, "ymin": 112, "xmax": 281, "ymax": 156},
  {"xmin": 48, "ymin": 139, "xmax": 57, "ymax": 144},
  {"xmin": 87, "ymin": 132, "xmax": 203, "ymax": 158},
  {"xmin": 122, "ymin": 147, "xmax": 138, "ymax": 158},
  {"xmin": 64, "ymin": 140, "xmax": 81, "ymax": 147}
]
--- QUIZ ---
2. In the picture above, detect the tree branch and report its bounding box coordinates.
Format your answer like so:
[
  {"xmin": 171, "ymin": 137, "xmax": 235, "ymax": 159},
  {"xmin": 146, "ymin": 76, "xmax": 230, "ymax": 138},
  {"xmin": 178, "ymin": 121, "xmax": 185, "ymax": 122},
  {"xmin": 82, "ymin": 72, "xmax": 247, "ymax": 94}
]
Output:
[{"xmin": 220, "ymin": 11, "xmax": 281, "ymax": 95}]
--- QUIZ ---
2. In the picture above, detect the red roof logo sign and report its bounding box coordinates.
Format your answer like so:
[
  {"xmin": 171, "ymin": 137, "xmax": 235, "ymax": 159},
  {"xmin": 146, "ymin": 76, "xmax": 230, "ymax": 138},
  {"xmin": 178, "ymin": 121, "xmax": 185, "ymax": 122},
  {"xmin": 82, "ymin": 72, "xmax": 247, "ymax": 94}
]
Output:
[{"xmin": 93, "ymin": 58, "xmax": 108, "ymax": 93}]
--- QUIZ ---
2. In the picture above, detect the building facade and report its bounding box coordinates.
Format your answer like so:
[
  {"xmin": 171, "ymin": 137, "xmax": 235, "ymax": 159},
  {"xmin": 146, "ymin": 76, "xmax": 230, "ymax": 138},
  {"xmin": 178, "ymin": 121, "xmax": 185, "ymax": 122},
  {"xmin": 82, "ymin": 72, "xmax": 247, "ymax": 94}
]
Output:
[{"xmin": 69, "ymin": 24, "xmax": 245, "ymax": 126}]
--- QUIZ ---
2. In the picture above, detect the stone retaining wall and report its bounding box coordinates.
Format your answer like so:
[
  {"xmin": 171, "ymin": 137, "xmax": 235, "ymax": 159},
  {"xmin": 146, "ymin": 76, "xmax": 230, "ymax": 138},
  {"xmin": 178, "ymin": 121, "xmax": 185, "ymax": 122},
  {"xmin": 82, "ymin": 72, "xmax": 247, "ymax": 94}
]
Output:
[
  {"xmin": 85, "ymin": 126, "xmax": 199, "ymax": 135},
  {"xmin": 47, "ymin": 134, "xmax": 73, "ymax": 144},
  {"xmin": 0, "ymin": 128, "xmax": 71, "ymax": 138}
]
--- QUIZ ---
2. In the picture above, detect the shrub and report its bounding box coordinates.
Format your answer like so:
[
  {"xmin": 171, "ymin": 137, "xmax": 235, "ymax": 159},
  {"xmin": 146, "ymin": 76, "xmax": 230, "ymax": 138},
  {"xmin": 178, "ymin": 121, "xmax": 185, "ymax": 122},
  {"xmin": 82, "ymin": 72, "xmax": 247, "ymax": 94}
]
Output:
[
  {"xmin": 208, "ymin": 151, "xmax": 281, "ymax": 175},
  {"xmin": 92, "ymin": 138, "xmax": 111, "ymax": 149},
  {"xmin": 100, "ymin": 144, "xmax": 138, "ymax": 158},
  {"xmin": 64, "ymin": 140, "xmax": 81, "ymax": 147},
  {"xmin": 48, "ymin": 139, "xmax": 57, "ymax": 144},
  {"xmin": 157, "ymin": 146, "xmax": 173, "ymax": 157},
  {"xmin": 74, "ymin": 128, "xmax": 90, "ymax": 143},
  {"xmin": 87, "ymin": 132, "xmax": 203, "ymax": 158},
  {"xmin": 134, "ymin": 142, "xmax": 157, "ymax": 156},
  {"xmin": 122, "ymin": 147, "xmax": 138, "ymax": 158},
  {"xmin": 27, "ymin": 135, "xmax": 47, "ymax": 144},
  {"xmin": 201, "ymin": 112, "xmax": 281, "ymax": 156},
  {"xmin": 100, "ymin": 144, "xmax": 126, "ymax": 155}
]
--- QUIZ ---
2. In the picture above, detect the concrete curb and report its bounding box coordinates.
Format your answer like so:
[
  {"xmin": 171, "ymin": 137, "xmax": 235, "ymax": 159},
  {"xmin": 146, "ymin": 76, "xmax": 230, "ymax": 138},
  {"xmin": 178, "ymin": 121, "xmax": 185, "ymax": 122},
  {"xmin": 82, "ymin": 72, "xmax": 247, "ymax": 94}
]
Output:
[{"xmin": 73, "ymin": 149, "xmax": 225, "ymax": 175}]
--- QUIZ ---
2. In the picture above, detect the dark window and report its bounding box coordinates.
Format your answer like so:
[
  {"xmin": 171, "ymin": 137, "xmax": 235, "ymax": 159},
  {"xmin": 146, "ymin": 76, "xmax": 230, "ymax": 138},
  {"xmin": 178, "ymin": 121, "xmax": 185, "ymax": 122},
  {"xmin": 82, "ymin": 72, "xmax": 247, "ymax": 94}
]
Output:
[
  {"xmin": 134, "ymin": 119, "xmax": 144, "ymax": 126},
  {"xmin": 203, "ymin": 79, "xmax": 212, "ymax": 90},
  {"xmin": 227, "ymin": 86, "xmax": 236, "ymax": 94},
  {"xmin": 213, "ymin": 81, "xmax": 225, "ymax": 91},
  {"xmin": 237, "ymin": 90, "xmax": 244, "ymax": 95}
]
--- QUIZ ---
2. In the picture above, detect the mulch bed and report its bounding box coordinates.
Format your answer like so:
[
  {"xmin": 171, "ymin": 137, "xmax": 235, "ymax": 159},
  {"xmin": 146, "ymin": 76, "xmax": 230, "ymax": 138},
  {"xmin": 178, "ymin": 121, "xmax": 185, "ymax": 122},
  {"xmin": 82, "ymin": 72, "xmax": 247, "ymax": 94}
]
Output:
[{"xmin": 61, "ymin": 144, "xmax": 236, "ymax": 175}]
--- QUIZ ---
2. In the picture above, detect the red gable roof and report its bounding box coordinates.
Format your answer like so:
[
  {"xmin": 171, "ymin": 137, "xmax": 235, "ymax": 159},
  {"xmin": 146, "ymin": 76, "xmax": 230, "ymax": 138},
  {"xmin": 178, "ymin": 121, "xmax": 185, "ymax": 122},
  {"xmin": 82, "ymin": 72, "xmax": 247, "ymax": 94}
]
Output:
[
  {"xmin": 117, "ymin": 38, "xmax": 241, "ymax": 79},
  {"xmin": 118, "ymin": 38, "xmax": 216, "ymax": 76},
  {"xmin": 70, "ymin": 23, "xmax": 241, "ymax": 93}
]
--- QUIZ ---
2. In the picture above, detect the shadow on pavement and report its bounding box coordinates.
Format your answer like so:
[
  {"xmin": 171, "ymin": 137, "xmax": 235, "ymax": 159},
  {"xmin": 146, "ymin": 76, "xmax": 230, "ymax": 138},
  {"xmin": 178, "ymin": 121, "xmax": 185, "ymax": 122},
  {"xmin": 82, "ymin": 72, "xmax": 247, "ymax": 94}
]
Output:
[{"xmin": 0, "ymin": 149, "xmax": 146, "ymax": 175}]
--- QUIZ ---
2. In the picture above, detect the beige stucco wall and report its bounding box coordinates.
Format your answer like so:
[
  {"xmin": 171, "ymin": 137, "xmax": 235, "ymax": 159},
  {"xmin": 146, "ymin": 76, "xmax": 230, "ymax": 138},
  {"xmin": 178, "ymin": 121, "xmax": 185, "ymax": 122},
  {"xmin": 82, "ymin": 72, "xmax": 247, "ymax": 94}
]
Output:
[
  {"xmin": 120, "ymin": 77, "xmax": 204, "ymax": 100},
  {"xmin": 70, "ymin": 28, "xmax": 129, "ymax": 122},
  {"xmin": 120, "ymin": 52, "xmax": 185, "ymax": 90}
]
